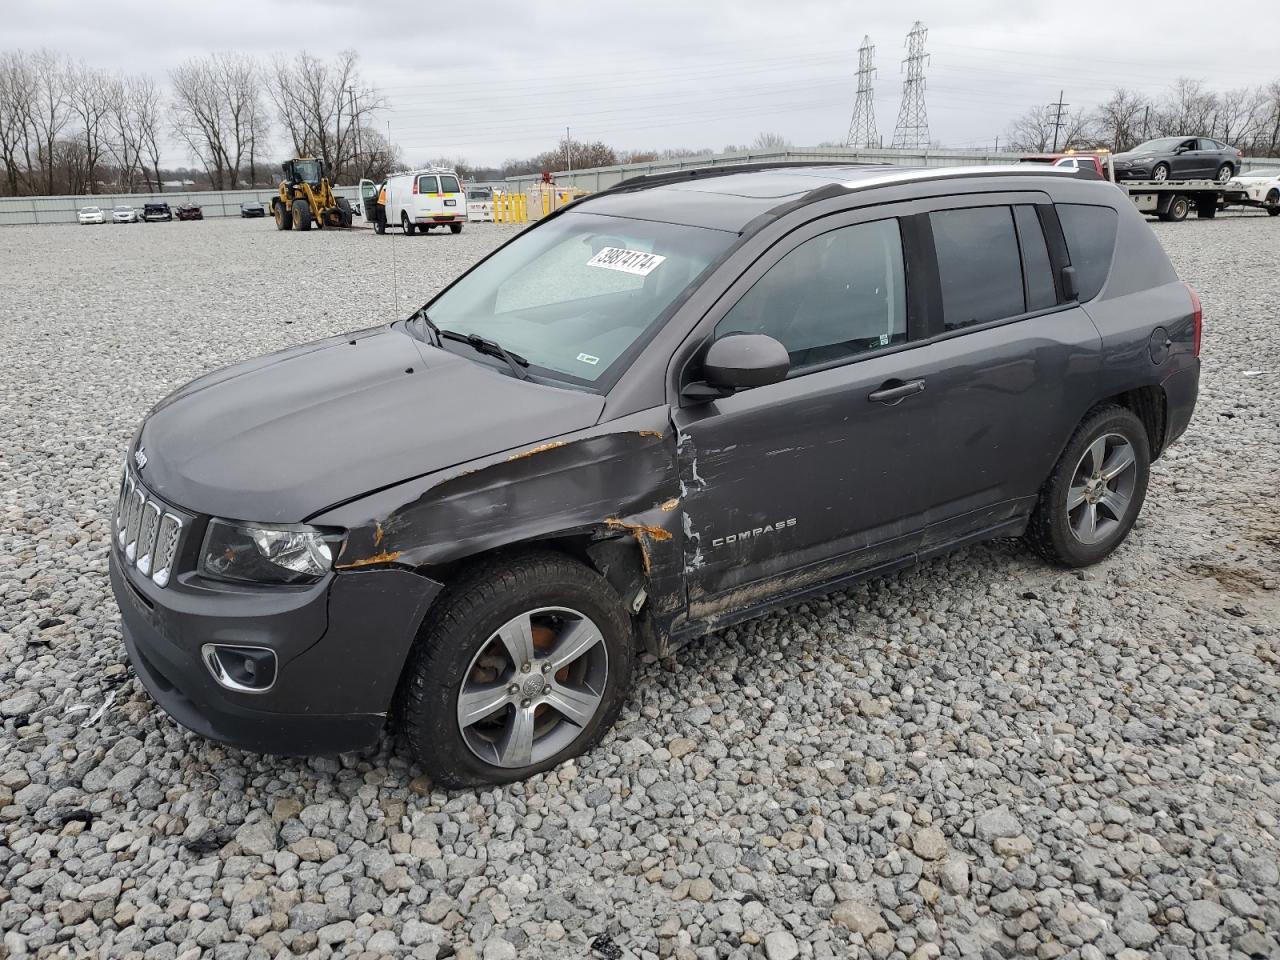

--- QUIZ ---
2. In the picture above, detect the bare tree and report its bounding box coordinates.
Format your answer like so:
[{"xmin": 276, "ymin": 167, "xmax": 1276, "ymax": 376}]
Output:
[
  {"xmin": 170, "ymin": 53, "xmax": 263, "ymax": 189},
  {"xmin": 267, "ymin": 50, "xmax": 382, "ymax": 181},
  {"xmin": 67, "ymin": 62, "xmax": 113, "ymax": 193},
  {"xmin": 1157, "ymin": 78, "xmax": 1216, "ymax": 137},
  {"xmin": 28, "ymin": 49, "xmax": 71, "ymax": 194},
  {"xmin": 0, "ymin": 51, "xmax": 38, "ymax": 195},
  {"xmin": 132, "ymin": 74, "xmax": 164, "ymax": 191},
  {"xmin": 751, "ymin": 131, "xmax": 792, "ymax": 150},
  {"xmin": 1006, "ymin": 103, "xmax": 1094, "ymax": 152},
  {"xmin": 1092, "ymin": 88, "xmax": 1149, "ymax": 152}
]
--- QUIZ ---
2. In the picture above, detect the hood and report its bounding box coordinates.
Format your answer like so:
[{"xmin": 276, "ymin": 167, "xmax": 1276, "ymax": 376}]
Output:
[
  {"xmin": 1111, "ymin": 149, "xmax": 1156, "ymax": 162},
  {"xmin": 136, "ymin": 325, "xmax": 605, "ymax": 522}
]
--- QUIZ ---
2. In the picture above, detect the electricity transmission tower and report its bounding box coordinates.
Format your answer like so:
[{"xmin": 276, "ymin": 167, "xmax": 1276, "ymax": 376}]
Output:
[
  {"xmin": 845, "ymin": 36, "xmax": 878, "ymax": 148},
  {"xmin": 891, "ymin": 21, "xmax": 930, "ymax": 150}
]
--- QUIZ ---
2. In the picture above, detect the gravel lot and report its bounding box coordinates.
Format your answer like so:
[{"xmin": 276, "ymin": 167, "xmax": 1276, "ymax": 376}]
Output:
[{"xmin": 1, "ymin": 212, "xmax": 1278, "ymax": 960}]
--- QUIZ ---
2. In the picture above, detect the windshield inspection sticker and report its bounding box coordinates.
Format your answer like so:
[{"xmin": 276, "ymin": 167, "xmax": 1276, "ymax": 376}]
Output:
[
  {"xmin": 576, "ymin": 353, "xmax": 600, "ymax": 365},
  {"xmin": 586, "ymin": 246, "xmax": 666, "ymax": 276}
]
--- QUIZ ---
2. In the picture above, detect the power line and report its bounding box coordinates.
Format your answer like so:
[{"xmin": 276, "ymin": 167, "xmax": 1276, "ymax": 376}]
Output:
[
  {"xmin": 845, "ymin": 36, "xmax": 879, "ymax": 148},
  {"xmin": 891, "ymin": 21, "xmax": 930, "ymax": 150}
]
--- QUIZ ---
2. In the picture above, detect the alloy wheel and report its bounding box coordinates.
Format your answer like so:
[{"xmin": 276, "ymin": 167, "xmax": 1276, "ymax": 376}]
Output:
[
  {"xmin": 1067, "ymin": 433, "xmax": 1138, "ymax": 545},
  {"xmin": 1153, "ymin": 165, "xmax": 1169, "ymax": 182},
  {"xmin": 456, "ymin": 607, "xmax": 609, "ymax": 769}
]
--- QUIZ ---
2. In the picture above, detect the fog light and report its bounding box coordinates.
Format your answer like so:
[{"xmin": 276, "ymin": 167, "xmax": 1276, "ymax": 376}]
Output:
[{"xmin": 201, "ymin": 644, "xmax": 277, "ymax": 693}]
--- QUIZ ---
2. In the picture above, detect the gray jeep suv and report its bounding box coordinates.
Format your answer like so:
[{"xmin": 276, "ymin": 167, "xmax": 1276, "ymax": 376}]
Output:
[{"xmin": 110, "ymin": 163, "xmax": 1200, "ymax": 786}]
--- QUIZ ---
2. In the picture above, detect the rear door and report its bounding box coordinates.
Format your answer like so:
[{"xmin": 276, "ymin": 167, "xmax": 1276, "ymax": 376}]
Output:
[
  {"xmin": 414, "ymin": 174, "xmax": 440, "ymax": 220},
  {"xmin": 904, "ymin": 197, "xmax": 1103, "ymax": 534},
  {"xmin": 438, "ymin": 173, "xmax": 464, "ymax": 220}
]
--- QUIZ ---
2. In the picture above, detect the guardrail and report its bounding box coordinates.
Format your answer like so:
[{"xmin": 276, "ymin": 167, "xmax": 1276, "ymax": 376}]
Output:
[{"xmin": 0, "ymin": 186, "xmax": 363, "ymax": 227}]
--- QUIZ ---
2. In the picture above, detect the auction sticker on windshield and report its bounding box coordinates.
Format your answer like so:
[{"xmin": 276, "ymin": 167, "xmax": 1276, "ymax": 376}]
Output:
[{"xmin": 586, "ymin": 247, "xmax": 666, "ymax": 276}]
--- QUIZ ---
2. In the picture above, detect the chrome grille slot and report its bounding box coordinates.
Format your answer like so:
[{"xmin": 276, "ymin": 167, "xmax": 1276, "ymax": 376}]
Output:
[
  {"xmin": 115, "ymin": 463, "xmax": 187, "ymax": 589},
  {"xmin": 135, "ymin": 502, "xmax": 162, "ymax": 576},
  {"xmin": 124, "ymin": 488, "xmax": 146, "ymax": 561},
  {"xmin": 152, "ymin": 514, "xmax": 183, "ymax": 588}
]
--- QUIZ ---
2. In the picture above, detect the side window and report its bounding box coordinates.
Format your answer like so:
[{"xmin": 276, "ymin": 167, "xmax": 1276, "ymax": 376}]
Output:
[
  {"xmin": 715, "ymin": 219, "xmax": 907, "ymax": 372},
  {"xmin": 1013, "ymin": 206, "xmax": 1057, "ymax": 311},
  {"xmin": 930, "ymin": 206, "xmax": 1024, "ymax": 329},
  {"xmin": 1056, "ymin": 203, "xmax": 1118, "ymax": 301},
  {"xmin": 416, "ymin": 175, "xmax": 438, "ymax": 193}
]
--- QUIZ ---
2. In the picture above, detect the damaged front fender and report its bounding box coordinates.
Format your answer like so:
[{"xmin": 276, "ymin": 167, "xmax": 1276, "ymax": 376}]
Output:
[{"xmin": 311, "ymin": 409, "xmax": 688, "ymax": 650}]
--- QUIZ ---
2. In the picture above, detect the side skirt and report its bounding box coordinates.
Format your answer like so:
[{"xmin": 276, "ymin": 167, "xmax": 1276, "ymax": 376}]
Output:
[{"xmin": 665, "ymin": 515, "xmax": 1029, "ymax": 652}]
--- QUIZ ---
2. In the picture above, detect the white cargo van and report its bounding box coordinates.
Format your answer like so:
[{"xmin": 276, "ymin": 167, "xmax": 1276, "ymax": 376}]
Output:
[{"xmin": 384, "ymin": 168, "xmax": 467, "ymax": 235}]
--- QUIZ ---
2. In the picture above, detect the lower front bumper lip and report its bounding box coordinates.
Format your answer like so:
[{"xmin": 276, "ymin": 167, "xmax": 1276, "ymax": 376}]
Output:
[{"xmin": 110, "ymin": 548, "xmax": 442, "ymax": 756}]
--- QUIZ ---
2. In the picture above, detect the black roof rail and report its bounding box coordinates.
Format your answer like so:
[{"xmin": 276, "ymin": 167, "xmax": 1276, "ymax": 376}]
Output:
[{"xmin": 589, "ymin": 159, "xmax": 894, "ymax": 197}]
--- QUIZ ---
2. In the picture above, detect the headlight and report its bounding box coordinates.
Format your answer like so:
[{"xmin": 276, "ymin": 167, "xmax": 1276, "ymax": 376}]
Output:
[{"xmin": 200, "ymin": 519, "xmax": 344, "ymax": 584}]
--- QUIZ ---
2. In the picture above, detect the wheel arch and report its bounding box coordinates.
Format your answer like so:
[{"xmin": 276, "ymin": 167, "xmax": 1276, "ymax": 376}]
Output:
[{"xmin": 1103, "ymin": 384, "xmax": 1167, "ymax": 459}]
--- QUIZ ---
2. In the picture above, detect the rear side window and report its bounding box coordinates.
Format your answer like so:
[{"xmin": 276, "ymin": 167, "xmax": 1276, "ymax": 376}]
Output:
[
  {"xmin": 1014, "ymin": 206, "xmax": 1057, "ymax": 311},
  {"xmin": 930, "ymin": 206, "xmax": 1024, "ymax": 329},
  {"xmin": 416, "ymin": 175, "xmax": 438, "ymax": 193},
  {"xmin": 1056, "ymin": 204, "xmax": 1118, "ymax": 301},
  {"xmin": 439, "ymin": 175, "xmax": 461, "ymax": 193},
  {"xmin": 716, "ymin": 218, "xmax": 907, "ymax": 373}
]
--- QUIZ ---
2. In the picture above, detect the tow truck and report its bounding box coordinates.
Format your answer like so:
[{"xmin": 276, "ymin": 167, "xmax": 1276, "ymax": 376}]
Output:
[{"xmin": 1019, "ymin": 148, "xmax": 1236, "ymax": 222}]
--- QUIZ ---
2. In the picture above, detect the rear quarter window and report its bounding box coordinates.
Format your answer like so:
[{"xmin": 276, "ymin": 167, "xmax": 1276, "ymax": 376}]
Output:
[{"xmin": 1056, "ymin": 204, "xmax": 1118, "ymax": 301}]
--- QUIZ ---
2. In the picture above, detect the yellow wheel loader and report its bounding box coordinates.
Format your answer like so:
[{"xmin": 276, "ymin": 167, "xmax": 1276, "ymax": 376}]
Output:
[{"xmin": 271, "ymin": 158, "xmax": 353, "ymax": 231}]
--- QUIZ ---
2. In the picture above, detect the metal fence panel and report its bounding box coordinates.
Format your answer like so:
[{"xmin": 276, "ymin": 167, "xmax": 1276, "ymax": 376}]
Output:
[{"xmin": 0, "ymin": 186, "xmax": 361, "ymax": 226}]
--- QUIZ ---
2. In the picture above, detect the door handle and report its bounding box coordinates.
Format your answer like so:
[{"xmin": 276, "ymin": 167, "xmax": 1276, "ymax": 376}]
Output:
[{"xmin": 867, "ymin": 378, "xmax": 926, "ymax": 405}]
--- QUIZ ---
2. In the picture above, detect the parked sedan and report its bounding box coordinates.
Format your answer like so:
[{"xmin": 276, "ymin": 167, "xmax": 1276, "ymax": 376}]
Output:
[
  {"xmin": 176, "ymin": 204, "xmax": 203, "ymax": 221},
  {"xmin": 239, "ymin": 201, "xmax": 266, "ymax": 218},
  {"xmin": 143, "ymin": 202, "xmax": 172, "ymax": 222},
  {"xmin": 112, "ymin": 204, "xmax": 139, "ymax": 224},
  {"xmin": 1224, "ymin": 169, "xmax": 1280, "ymax": 216},
  {"xmin": 1112, "ymin": 137, "xmax": 1242, "ymax": 182},
  {"xmin": 78, "ymin": 206, "xmax": 105, "ymax": 225}
]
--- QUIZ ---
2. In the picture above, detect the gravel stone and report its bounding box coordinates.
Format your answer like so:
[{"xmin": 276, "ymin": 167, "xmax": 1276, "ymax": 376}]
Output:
[
  {"xmin": 1, "ymin": 216, "xmax": 1278, "ymax": 959},
  {"xmin": 764, "ymin": 929, "xmax": 799, "ymax": 960}
]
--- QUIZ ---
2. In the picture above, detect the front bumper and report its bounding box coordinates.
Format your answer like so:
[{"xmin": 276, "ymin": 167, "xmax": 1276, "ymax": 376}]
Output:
[{"xmin": 111, "ymin": 546, "xmax": 442, "ymax": 755}]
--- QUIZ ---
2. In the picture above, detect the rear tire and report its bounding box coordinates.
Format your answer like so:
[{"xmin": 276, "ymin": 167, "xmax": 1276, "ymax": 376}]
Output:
[
  {"xmin": 1216, "ymin": 163, "xmax": 1233, "ymax": 182},
  {"xmin": 1025, "ymin": 405, "xmax": 1150, "ymax": 568},
  {"xmin": 401, "ymin": 212, "xmax": 415, "ymax": 236},
  {"xmin": 450, "ymin": 222, "xmax": 463, "ymax": 234},
  {"xmin": 292, "ymin": 198, "xmax": 312, "ymax": 231},
  {"xmin": 397, "ymin": 552, "xmax": 635, "ymax": 788},
  {"xmin": 274, "ymin": 202, "xmax": 292, "ymax": 230},
  {"xmin": 1266, "ymin": 190, "xmax": 1279, "ymax": 216},
  {"xmin": 1161, "ymin": 195, "xmax": 1190, "ymax": 222}
]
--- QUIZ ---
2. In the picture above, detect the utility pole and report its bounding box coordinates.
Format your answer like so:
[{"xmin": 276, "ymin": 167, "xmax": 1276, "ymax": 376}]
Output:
[
  {"xmin": 845, "ymin": 35, "xmax": 878, "ymax": 149},
  {"xmin": 347, "ymin": 86, "xmax": 361, "ymax": 177},
  {"xmin": 891, "ymin": 22, "xmax": 930, "ymax": 150},
  {"xmin": 1050, "ymin": 90, "xmax": 1069, "ymax": 152},
  {"xmin": 1142, "ymin": 105, "xmax": 1150, "ymax": 141},
  {"xmin": 565, "ymin": 127, "xmax": 572, "ymax": 175}
]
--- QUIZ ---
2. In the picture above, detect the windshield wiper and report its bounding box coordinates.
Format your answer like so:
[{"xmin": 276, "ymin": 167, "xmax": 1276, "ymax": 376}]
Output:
[
  {"xmin": 409, "ymin": 307, "xmax": 442, "ymax": 347},
  {"xmin": 439, "ymin": 329, "xmax": 530, "ymax": 380}
]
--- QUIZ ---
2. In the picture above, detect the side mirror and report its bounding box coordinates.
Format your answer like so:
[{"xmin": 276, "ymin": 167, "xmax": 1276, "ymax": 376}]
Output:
[
  {"xmin": 683, "ymin": 334, "xmax": 789, "ymax": 402},
  {"xmin": 1061, "ymin": 265, "xmax": 1080, "ymax": 302}
]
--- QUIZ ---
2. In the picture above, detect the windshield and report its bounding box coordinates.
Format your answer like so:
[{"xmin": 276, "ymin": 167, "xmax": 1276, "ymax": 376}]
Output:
[
  {"xmin": 114, "ymin": 206, "xmax": 131, "ymax": 211},
  {"xmin": 1130, "ymin": 138, "xmax": 1182, "ymax": 153},
  {"xmin": 421, "ymin": 210, "xmax": 735, "ymax": 387},
  {"xmin": 82, "ymin": 207, "xmax": 100, "ymax": 213},
  {"xmin": 293, "ymin": 160, "xmax": 321, "ymax": 183}
]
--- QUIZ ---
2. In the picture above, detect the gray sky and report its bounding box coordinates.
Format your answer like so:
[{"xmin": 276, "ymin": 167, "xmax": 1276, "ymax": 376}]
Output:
[{"xmin": 6, "ymin": 0, "xmax": 1278, "ymax": 168}]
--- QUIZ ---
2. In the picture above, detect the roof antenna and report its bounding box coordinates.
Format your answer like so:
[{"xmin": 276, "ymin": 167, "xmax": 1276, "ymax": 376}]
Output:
[{"xmin": 388, "ymin": 119, "xmax": 400, "ymax": 317}]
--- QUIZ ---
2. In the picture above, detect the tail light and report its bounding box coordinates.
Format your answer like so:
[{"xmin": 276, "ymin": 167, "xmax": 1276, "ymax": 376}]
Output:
[
  {"xmin": 412, "ymin": 178, "xmax": 419, "ymax": 195},
  {"xmin": 1186, "ymin": 282, "xmax": 1202, "ymax": 357}
]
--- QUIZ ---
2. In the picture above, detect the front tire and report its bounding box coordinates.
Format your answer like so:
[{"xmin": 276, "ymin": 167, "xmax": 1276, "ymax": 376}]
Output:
[
  {"xmin": 397, "ymin": 552, "xmax": 635, "ymax": 788},
  {"xmin": 401, "ymin": 212, "xmax": 416, "ymax": 236},
  {"xmin": 292, "ymin": 198, "xmax": 312, "ymax": 231},
  {"xmin": 1025, "ymin": 405, "xmax": 1150, "ymax": 567},
  {"xmin": 1151, "ymin": 162, "xmax": 1170, "ymax": 182}
]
